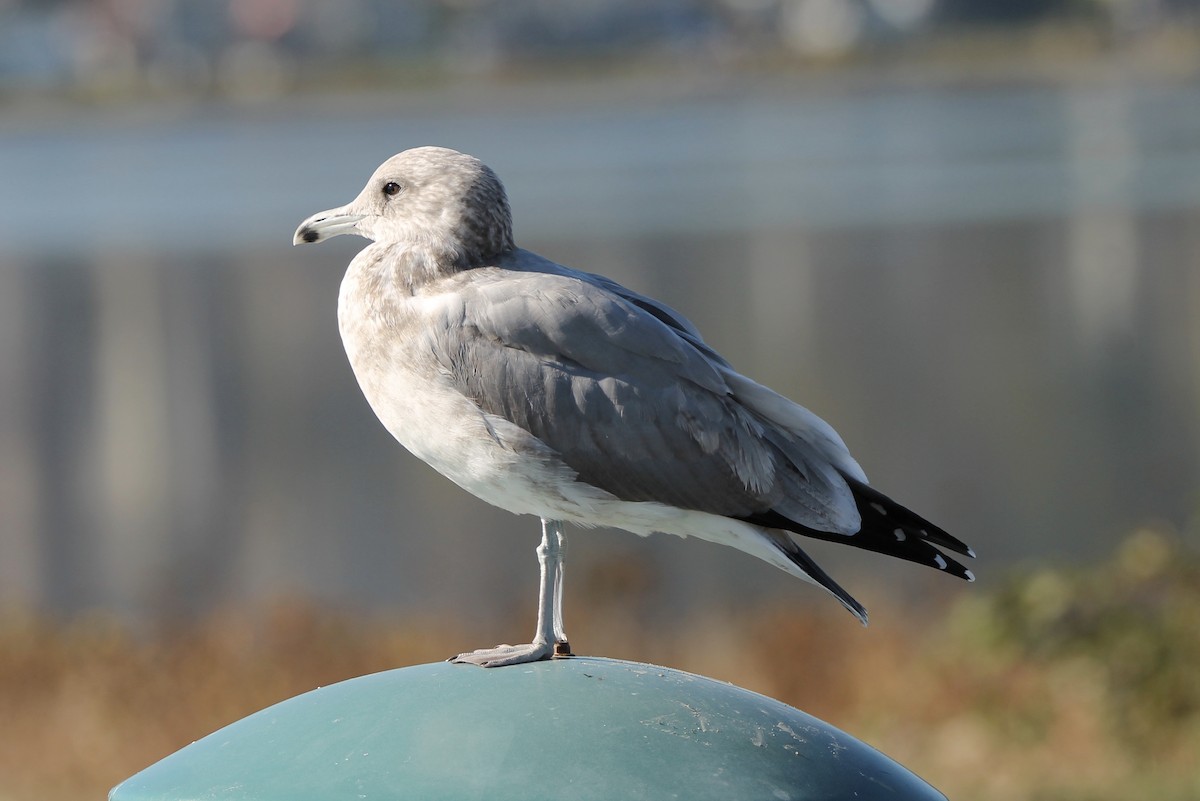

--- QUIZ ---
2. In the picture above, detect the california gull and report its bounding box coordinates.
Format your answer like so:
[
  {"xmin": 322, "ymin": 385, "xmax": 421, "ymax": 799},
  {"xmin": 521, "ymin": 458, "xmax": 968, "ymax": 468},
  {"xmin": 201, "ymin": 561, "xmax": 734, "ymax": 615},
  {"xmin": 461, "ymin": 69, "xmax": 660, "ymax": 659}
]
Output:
[{"xmin": 293, "ymin": 146, "xmax": 974, "ymax": 667}]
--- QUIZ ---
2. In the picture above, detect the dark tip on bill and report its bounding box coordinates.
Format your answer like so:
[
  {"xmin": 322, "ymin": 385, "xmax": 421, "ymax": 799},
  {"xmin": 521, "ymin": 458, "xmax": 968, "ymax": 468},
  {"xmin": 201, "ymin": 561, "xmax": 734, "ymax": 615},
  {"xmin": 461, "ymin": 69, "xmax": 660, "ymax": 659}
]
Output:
[{"xmin": 301, "ymin": 228, "xmax": 320, "ymax": 244}]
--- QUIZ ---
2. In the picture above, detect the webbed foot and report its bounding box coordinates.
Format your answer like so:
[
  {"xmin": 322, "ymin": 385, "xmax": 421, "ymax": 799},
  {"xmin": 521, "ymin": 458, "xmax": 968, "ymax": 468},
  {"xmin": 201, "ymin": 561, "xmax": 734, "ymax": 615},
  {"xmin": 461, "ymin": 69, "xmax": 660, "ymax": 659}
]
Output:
[{"xmin": 450, "ymin": 639, "xmax": 572, "ymax": 667}]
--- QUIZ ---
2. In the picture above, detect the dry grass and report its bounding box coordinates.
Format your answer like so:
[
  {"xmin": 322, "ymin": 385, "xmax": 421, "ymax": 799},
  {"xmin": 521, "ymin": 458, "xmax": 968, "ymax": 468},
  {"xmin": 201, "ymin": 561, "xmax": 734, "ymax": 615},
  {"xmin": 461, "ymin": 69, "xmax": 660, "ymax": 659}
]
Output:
[{"xmin": 2, "ymin": 527, "xmax": 1198, "ymax": 801}]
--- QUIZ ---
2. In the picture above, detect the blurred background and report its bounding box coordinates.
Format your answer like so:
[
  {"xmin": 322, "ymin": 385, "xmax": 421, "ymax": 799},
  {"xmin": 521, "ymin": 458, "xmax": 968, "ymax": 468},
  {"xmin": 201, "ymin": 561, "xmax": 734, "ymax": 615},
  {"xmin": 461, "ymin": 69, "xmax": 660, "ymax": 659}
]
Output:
[{"xmin": 1, "ymin": 0, "xmax": 1199, "ymax": 799}]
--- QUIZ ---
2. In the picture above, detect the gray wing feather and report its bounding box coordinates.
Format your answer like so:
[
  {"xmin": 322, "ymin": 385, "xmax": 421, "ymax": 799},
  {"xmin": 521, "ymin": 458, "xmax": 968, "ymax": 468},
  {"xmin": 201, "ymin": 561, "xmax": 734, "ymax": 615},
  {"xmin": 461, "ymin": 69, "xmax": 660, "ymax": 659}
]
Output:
[
  {"xmin": 422, "ymin": 260, "xmax": 860, "ymax": 533},
  {"xmin": 505, "ymin": 249, "xmax": 726, "ymax": 362}
]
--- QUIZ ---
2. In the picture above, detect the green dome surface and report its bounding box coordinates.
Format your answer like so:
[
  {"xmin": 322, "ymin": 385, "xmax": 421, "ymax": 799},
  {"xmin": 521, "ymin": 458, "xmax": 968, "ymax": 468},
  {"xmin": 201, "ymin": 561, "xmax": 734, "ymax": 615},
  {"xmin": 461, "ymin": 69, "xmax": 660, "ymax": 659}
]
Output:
[{"xmin": 110, "ymin": 656, "xmax": 945, "ymax": 801}]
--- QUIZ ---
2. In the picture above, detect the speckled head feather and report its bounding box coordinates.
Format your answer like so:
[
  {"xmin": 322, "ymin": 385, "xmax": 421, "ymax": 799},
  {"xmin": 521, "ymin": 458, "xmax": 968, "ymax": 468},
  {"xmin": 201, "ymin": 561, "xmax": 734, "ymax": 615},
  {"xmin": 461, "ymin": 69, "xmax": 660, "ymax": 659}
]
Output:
[{"xmin": 293, "ymin": 146, "xmax": 514, "ymax": 270}]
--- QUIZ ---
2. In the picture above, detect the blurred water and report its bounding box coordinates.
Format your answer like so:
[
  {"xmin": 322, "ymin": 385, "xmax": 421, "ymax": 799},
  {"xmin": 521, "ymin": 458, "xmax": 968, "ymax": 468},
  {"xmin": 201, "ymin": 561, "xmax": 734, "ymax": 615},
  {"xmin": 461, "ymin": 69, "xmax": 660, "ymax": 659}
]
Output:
[{"xmin": 1, "ymin": 77, "xmax": 1198, "ymax": 625}]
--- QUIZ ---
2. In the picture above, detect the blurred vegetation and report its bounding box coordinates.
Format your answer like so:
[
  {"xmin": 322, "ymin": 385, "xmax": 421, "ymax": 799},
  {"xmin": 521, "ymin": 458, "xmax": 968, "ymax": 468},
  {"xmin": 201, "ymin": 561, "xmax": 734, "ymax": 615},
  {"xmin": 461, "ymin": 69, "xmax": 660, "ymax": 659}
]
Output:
[{"xmin": 2, "ymin": 525, "xmax": 1199, "ymax": 801}]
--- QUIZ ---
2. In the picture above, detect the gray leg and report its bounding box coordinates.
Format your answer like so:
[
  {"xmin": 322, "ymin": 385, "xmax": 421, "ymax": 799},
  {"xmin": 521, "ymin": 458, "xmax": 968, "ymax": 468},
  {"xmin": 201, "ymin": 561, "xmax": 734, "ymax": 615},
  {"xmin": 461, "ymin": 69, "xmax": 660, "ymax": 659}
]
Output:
[
  {"xmin": 451, "ymin": 518, "xmax": 572, "ymax": 667},
  {"xmin": 549, "ymin": 521, "xmax": 569, "ymax": 649}
]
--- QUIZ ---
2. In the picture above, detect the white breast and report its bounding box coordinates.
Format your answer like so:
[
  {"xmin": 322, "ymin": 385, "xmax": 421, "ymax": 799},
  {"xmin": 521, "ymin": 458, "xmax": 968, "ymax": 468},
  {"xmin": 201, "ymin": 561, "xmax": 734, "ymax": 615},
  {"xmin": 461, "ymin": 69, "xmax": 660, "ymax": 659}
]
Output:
[{"xmin": 335, "ymin": 257, "xmax": 598, "ymax": 521}]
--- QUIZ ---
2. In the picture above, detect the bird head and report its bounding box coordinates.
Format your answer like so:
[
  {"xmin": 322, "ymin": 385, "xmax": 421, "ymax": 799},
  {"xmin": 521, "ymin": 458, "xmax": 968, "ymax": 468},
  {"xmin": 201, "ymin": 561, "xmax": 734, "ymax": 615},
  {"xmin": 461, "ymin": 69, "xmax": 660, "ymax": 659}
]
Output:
[{"xmin": 293, "ymin": 146, "xmax": 515, "ymax": 266}]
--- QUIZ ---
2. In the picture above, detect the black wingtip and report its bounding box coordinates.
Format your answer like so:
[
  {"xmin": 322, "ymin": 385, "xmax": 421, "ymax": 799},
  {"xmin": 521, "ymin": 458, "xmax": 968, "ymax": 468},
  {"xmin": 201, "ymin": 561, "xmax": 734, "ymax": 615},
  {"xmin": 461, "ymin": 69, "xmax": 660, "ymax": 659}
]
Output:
[
  {"xmin": 841, "ymin": 591, "xmax": 869, "ymax": 626},
  {"xmin": 739, "ymin": 477, "xmax": 976, "ymax": 583},
  {"xmin": 843, "ymin": 477, "xmax": 977, "ymax": 577},
  {"xmin": 768, "ymin": 532, "xmax": 869, "ymax": 625},
  {"xmin": 834, "ymin": 587, "xmax": 870, "ymax": 627},
  {"xmin": 847, "ymin": 478, "xmax": 974, "ymax": 559}
]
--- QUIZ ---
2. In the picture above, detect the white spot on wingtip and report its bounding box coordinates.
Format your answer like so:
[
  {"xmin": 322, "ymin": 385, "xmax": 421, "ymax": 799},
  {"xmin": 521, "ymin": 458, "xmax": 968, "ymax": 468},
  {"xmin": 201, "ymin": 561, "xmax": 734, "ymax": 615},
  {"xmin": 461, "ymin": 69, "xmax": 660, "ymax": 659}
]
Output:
[
  {"xmin": 933, "ymin": 554, "xmax": 948, "ymax": 570},
  {"xmin": 965, "ymin": 569, "xmax": 976, "ymax": 582},
  {"xmin": 893, "ymin": 528, "xmax": 906, "ymax": 541},
  {"xmin": 870, "ymin": 502, "xmax": 888, "ymax": 516},
  {"xmin": 967, "ymin": 546, "xmax": 977, "ymax": 559}
]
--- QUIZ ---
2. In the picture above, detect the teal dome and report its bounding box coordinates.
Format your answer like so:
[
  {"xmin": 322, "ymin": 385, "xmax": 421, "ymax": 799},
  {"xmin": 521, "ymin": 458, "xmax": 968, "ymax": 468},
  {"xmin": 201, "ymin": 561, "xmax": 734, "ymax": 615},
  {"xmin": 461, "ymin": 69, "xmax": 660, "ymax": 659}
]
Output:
[{"xmin": 110, "ymin": 657, "xmax": 945, "ymax": 801}]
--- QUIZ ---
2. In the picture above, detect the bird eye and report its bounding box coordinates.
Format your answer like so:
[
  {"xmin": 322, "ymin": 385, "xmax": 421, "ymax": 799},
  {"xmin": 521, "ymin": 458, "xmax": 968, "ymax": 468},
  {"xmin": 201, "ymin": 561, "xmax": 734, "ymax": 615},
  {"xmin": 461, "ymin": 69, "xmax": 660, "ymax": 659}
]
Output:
[{"xmin": 383, "ymin": 181, "xmax": 402, "ymax": 197}]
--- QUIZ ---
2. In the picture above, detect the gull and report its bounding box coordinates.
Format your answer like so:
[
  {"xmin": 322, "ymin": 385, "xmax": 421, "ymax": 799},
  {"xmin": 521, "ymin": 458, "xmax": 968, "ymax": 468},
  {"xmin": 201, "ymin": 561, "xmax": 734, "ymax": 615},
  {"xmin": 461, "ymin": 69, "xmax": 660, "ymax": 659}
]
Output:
[{"xmin": 293, "ymin": 146, "xmax": 974, "ymax": 667}]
